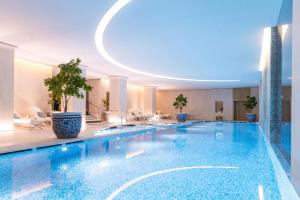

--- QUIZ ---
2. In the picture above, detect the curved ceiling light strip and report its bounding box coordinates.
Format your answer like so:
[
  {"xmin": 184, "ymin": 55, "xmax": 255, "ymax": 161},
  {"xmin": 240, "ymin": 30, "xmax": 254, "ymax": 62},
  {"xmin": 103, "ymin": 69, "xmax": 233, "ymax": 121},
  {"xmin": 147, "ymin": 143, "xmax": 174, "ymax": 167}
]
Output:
[{"xmin": 95, "ymin": 0, "xmax": 240, "ymax": 82}]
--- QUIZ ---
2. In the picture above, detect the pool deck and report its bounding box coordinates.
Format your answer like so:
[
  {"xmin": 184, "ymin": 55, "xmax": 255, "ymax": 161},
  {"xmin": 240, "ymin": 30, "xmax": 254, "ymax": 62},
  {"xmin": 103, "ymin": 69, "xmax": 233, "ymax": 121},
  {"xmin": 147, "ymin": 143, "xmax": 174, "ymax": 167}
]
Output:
[{"xmin": 0, "ymin": 120, "xmax": 196, "ymax": 155}]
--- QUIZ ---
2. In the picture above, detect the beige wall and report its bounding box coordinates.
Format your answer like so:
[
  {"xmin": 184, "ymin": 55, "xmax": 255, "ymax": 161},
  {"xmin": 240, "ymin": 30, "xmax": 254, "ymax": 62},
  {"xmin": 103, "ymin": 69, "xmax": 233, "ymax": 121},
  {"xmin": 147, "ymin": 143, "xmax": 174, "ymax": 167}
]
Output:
[
  {"xmin": 127, "ymin": 85, "xmax": 143, "ymax": 111},
  {"xmin": 143, "ymin": 87, "xmax": 156, "ymax": 114},
  {"xmin": 87, "ymin": 79, "xmax": 143, "ymax": 115},
  {"xmin": 157, "ymin": 89, "xmax": 234, "ymax": 121},
  {"xmin": 0, "ymin": 43, "xmax": 15, "ymax": 131},
  {"xmin": 14, "ymin": 59, "xmax": 52, "ymax": 116}
]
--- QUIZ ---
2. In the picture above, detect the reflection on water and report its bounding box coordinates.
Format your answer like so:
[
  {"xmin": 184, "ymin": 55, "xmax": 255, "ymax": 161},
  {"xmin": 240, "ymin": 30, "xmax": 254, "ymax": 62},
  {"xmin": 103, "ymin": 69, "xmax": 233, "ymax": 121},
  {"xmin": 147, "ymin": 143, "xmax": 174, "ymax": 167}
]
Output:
[
  {"xmin": 279, "ymin": 123, "xmax": 291, "ymax": 161},
  {"xmin": 0, "ymin": 123, "xmax": 281, "ymax": 200},
  {"xmin": 0, "ymin": 132, "xmax": 156, "ymax": 199},
  {"xmin": 215, "ymin": 130, "xmax": 224, "ymax": 141}
]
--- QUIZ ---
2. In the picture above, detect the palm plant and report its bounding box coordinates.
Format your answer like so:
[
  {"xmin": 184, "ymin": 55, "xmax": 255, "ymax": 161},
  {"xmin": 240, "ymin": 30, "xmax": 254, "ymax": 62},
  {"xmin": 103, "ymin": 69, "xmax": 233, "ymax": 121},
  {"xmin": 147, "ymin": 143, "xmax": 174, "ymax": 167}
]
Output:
[{"xmin": 173, "ymin": 94, "xmax": 188, "ymax": 113}]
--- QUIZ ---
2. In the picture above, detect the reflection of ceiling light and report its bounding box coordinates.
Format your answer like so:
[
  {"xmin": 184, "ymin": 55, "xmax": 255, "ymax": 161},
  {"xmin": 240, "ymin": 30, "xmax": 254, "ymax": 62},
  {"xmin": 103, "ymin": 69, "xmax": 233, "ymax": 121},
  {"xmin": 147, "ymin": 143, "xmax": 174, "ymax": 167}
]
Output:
[
  {"xmin": 126, "ymin": 149, "xmax": 144, "ymax": 159},
  {"xmin": 281, "ymin": 24, "xmax": 289, "ymax": 41},
  {"xmin": 288, "ymin": 77, "xmax": 292, "ymax": 80},
  {"xmin": 12, "ymin": 182, "xmax": 52, "ymax": 200},
  {"xmin": 61, "ymin": 146, "xmax": 68, "ymax": 151},
  {"xmin": 95, "ymin": 0, "xmax": 240, "ymax": 82},
  {"xmin": 106, "ymin": 165, "xmax": 239, "ymax": 200},
  {"xmin": 61, "ymin": 164, "xmax": 68, "ymax": 171},
  {"xmin": 259, "ymin": 27, "xmax": 271, "ymax": 71},
  {"xmin": 98, "ymin": 160, "xmax": 110, "ymax": 168},
  {"xmin": 258, "ymin": 185, "xmax": 264, "ymax": 200}
]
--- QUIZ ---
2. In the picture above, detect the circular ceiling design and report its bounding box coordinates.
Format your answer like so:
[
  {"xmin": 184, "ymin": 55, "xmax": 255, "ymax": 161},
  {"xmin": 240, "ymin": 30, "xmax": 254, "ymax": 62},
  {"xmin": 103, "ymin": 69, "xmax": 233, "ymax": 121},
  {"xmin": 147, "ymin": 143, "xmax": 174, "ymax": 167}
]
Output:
[{"xmin": 95, "ymin": 0, "xmax": 240, "ymax": 82}]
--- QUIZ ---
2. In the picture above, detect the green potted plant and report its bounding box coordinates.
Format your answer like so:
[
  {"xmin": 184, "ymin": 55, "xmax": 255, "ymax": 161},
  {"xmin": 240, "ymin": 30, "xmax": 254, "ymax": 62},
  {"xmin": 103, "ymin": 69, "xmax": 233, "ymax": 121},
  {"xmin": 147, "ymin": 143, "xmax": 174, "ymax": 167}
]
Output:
[
  {"xmin": 102, "ymin": 91, "xmax": 110, "ymax": 121},
  {"xmin": 44, "ymin": 58, "xmax": 92, "ymax": 139},
  {"xmin": 243, "ymin": 96, "xmax": 258, "ymax": 122},
  {"xmin": 173, "ymin": 94, "xmax": 188, "ymax": 122}
]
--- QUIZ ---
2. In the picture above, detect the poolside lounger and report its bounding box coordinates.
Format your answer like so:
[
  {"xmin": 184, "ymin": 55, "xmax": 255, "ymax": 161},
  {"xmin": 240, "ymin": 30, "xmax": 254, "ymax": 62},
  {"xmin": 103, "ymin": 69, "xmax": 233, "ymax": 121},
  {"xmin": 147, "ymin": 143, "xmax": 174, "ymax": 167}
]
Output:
[
  {"xmin": 156, "ymin": 111, "xmax": 171, "ymax": 119},
  {"xmin": 31, "ymin": 106, "xmax": 52, "ymax": 125},
  {"xmin": 13, "ymin": 112, "xmax": 43, "ymax": 130}
]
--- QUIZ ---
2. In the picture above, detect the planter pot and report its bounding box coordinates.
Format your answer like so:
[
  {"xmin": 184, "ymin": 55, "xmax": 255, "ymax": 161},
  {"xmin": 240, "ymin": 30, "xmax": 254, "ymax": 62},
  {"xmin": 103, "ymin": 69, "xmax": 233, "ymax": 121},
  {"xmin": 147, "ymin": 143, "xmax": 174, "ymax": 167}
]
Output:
[
  {"xmin": 246, "ymin": 113, "xmax": 256, "ymax": 122},
  {"xmin": 103, "ymin": 111, "xmax": 110, "ymax": 122},
  {"xmin": 176, "ymin": 113, "xmax": 188, "ymax": 122},
  {"xmin": 52, "ymin": 112, "xmax": 82, "ymax": 139}
]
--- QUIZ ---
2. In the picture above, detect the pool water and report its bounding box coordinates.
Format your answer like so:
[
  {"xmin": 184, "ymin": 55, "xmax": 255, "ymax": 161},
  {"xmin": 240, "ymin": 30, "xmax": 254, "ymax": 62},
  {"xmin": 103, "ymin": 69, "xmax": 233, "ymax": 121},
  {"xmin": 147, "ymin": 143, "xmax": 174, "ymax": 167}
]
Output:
[
  {"xmin": 279, "ymin": 123, "xmax": 291, "ymax": 161},
  {"xmin": 0, "ymin": 123, "xmax": 282, "ymax": 199}
]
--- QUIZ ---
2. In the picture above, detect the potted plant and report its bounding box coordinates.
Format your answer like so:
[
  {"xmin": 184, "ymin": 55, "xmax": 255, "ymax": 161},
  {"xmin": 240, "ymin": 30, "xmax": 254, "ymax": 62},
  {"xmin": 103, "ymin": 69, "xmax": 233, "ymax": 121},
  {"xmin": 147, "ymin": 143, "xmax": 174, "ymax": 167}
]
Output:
[
  {"xmin": 243, "ymin": 96, "xmax": 258, "ymax": 122},
  {"xmin": 173, "ymin": 94, "xmax": 188, "ymax": 122},
  {"xmin": 102, "ymin": 91, "xmax": 110, "ymax": 121},
  {"xmin": 44, "ymin": 58, "xmax": 92, "ymax": 139}
]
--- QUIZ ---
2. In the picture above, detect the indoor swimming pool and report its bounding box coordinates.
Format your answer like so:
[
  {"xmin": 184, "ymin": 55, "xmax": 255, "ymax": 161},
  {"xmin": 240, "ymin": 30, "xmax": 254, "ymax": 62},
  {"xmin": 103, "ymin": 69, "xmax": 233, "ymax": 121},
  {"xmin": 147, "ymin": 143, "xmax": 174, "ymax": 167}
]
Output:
[{"xmin": 0, "ymin": 122, "xmax": 296, "ymax": 200}]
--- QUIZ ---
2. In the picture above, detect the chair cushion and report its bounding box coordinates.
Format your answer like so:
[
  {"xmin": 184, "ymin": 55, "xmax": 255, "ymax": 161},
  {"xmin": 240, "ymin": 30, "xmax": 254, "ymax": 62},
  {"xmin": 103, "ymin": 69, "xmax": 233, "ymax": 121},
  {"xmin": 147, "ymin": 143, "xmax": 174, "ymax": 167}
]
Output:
[
  {"xmin": 13, "ymin": 113, "xmax": 20, "ymax": 119},
  {"xmin": 37, "ymin": 112, "xmax": 47, "ymax": 118}
]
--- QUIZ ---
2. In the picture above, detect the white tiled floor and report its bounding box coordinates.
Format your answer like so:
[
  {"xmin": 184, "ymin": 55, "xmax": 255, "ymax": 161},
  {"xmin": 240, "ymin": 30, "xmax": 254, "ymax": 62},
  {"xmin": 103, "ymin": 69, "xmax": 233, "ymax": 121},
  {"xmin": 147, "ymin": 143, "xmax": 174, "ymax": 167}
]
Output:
[
  {"xmin": 0, "ymin": 119, "xmax": 182, "ymax": 154},
  {"xmin": 0, "ymin": 123, "xmax": 107, "ymax": 154}
]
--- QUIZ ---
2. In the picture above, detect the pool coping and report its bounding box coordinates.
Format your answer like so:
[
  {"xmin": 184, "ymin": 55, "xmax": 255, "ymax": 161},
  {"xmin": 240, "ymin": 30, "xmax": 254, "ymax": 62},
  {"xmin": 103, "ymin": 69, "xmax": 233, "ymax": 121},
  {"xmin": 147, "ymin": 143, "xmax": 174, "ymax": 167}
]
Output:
[
  {"xmin": 1, "ymin": 121, "xmax": 296, "ymax": 199},
  {"xmin": 260, "ymin": 126, "xmax": 299, "ymax": 200},
  {"xmin": 0, "ymin": 121, "xmax": 195, "ymax": 155}
]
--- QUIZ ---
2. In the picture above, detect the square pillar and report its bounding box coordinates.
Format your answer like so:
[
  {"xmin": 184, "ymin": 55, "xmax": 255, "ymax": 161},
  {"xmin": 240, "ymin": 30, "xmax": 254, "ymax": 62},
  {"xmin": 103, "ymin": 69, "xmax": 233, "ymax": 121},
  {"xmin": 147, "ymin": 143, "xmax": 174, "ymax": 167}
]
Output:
[
  {"xmin": 109, "ymin": 76, "xmax": 127, "ymax": 113},
  {"xmin": 0, "ymin": 42, "xmax": 15, "ymax": 131},
  {"xmin": 143, "ymin": 86, "xmax": 156, "ymax": 114}
]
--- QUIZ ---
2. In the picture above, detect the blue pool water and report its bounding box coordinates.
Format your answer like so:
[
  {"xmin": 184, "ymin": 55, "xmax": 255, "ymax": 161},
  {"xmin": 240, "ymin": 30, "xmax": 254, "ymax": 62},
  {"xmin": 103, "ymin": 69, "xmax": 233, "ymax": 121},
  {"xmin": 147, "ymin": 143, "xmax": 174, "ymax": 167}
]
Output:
[
  {"xmin": 0, "ymin": 123, "xmax": 282, "ymax": 199},
  {"xmin": 279, "ymin": 123, "xmax": 291, "ymax": 161}
]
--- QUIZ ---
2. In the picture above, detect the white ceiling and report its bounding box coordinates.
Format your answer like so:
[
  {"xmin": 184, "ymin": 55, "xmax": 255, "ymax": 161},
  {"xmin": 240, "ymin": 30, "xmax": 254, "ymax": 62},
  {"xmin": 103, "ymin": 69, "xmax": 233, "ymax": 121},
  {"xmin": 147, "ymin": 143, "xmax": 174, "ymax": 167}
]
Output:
[{"xmin": 0, "ymin": 0, "xmax": 282, "ymax": 89}]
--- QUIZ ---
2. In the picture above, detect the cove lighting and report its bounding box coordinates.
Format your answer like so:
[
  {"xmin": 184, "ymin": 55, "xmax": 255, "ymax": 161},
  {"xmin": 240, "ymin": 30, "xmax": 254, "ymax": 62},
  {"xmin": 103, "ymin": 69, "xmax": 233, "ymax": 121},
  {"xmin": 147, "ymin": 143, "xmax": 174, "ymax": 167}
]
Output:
[
  {"xmin": 259, "ymin": 27, "xmax": 271, "ymax": 71},
  {"xmin": 95, "ymin": 0, "xmax": 240, "ymax": 82}
]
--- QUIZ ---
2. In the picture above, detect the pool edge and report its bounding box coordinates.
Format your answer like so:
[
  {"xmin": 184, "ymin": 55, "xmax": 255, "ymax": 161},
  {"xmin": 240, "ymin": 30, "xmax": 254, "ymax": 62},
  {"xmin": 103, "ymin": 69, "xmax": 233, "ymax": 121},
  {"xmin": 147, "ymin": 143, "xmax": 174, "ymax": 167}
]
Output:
[{"xmin": 260, "ymin": 126, "xmax": 299, "ymax": 200}]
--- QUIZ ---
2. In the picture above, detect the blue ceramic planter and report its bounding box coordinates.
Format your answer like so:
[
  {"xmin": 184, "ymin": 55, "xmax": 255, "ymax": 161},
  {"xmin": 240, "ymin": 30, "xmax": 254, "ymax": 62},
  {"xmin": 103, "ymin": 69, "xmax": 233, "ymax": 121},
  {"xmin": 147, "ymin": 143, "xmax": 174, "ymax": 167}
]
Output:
[
  {"xmin": 176, "ymin": 113, "xmax": 188, "ymax": 122},
  {"xmin": 52, "ymin": 112, "xmax": 82, "ymax": 139},
  {"xmin": 246, "ymin": 113, "xmax": 256, "ymax": 122}
]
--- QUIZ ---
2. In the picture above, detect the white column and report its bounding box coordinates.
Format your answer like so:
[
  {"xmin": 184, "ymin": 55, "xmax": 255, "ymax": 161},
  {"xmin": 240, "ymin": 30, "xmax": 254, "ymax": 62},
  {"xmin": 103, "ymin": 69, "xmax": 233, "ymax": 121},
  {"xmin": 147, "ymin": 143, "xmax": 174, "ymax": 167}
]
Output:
[
  {"xmin": 143, "ymin": 86, "xmax": 156, "ymax": 114},
  {"xmin": 109, "ymin": 76, "xmax": 127, "ymax": 113},
  {"xmin": 291, "ymin": 0, "xmax": 300, "ymax": 193},
  {"xmin": 0, "ymin": 42, "xmax": 15, "ymax": 132},
  {"xmin": 68, "ymin": 66, "xmax": 87, "ymax": 129}
]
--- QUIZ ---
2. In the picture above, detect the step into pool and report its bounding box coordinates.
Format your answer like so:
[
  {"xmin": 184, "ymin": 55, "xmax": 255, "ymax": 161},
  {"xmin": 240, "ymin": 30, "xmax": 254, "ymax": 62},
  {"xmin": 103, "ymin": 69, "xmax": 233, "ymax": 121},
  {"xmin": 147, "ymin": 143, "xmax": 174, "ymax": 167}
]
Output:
[{"xmin": 0, "ymin": 122, "xmax": 297, "ymax": 200}]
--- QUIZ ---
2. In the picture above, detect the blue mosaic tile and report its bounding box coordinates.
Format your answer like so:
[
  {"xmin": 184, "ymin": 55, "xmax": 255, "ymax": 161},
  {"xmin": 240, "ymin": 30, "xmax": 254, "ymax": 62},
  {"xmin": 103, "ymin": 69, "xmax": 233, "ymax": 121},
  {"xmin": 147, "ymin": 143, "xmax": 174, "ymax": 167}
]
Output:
[{"xmin": 0, "ymin": 123, "xmax": 282, "ymax": 199}]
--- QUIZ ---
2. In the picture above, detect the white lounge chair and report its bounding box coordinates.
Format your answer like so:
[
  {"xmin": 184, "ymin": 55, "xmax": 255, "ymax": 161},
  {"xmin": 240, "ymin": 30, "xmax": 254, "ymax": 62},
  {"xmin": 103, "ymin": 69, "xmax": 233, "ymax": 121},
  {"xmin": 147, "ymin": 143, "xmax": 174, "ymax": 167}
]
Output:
[
  {"xmin": 156, "ymin": 111, "xmax": 171, "ymax": 119},
  {"xmin": 13, "ymin": 112, "xmax": 43, "ymax": 130},
  {"xmin": 127, "ymin": 109, "xmax": 147, "ymax": 121},
  {"xmin": 31, "ymin": 107, "xmax": 52, "ymax": 125}
]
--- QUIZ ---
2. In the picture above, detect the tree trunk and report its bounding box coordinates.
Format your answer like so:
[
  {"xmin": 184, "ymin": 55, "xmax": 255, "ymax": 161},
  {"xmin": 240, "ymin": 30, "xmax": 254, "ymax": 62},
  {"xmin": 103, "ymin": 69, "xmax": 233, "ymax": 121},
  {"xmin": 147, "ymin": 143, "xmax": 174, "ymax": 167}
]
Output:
[{"xmin": 64, "ymin": 95, "xmax": 68, "ymax": 112}]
